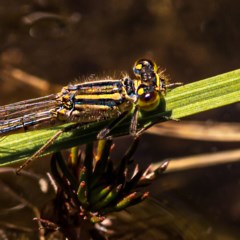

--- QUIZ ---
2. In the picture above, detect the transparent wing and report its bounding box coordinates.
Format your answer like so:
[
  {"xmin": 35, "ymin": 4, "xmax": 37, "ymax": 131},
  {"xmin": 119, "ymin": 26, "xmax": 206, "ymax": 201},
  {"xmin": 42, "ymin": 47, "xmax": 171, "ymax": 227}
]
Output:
[{"xmin": 0, "ymin": 94, "xmax": 59, "ymax": 135}]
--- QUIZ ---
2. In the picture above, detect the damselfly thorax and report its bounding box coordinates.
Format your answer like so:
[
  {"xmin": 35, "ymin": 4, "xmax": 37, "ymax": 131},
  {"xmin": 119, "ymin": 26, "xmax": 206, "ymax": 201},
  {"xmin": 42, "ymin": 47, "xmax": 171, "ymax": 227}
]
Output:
[{"xmin": 55, "ymin": 78, "xmax": 136, "ymax": 123}]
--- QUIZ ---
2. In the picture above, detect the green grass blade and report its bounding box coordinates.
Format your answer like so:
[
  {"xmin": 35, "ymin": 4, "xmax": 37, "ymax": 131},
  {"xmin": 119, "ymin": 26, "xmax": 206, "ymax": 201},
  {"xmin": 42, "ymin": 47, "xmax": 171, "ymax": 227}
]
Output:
[
  {"xmin": 0, "ymin": 69, "xmax": 239, "ymax": 166},
  {"xmin": 166, "ymin": 69, "xmax": 240, "ymax": 118}
]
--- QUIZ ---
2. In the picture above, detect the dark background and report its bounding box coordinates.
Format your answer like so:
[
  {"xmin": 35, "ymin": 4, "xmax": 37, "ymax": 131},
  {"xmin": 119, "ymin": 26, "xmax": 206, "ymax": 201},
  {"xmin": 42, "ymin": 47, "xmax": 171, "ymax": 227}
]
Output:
[{"xmin": 0, "ymin": 1, "xmax": 240, "ymax": 239}]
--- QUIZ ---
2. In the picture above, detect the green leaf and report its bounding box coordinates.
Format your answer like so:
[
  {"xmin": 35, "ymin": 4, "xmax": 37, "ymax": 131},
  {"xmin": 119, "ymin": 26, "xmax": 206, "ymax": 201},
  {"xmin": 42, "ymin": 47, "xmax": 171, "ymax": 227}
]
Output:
[
  {"xmin": 165, "ymin": 69, "xmax": 240, "ymax": 118},
  {"xmin": 0, "ymin": 69, "xmax": 239, "ymax": 166}
]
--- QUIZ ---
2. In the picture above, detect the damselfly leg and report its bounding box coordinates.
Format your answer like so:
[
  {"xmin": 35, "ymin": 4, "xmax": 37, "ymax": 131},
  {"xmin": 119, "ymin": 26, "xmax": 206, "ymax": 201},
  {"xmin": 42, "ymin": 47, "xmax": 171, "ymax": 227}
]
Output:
[
  {"xmin": 16, "ymin": 122, "xmax": 84, "ymax": 174},
  {"xmin": 97, "ymin": 111, "xmax": 129, "ymax": 139}
]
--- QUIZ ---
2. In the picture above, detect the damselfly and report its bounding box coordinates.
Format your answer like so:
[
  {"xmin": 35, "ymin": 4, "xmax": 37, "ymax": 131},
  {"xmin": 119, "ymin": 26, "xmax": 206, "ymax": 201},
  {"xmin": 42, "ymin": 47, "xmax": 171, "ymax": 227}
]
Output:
[{"xmin": 0, "ymin": 59, "xmax": 181, "ymax": 173}]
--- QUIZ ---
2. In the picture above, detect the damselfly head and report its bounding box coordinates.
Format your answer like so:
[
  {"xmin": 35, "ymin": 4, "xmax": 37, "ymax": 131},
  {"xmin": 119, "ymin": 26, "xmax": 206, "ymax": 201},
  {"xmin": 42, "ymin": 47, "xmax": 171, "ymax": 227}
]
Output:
[
  {"xmin": 133, "ymin": 59, "xmax": 163, "ymax": 91},
  {"xmin": 133, "ymin": 59, "xmax": 168, "ymax": 112},
  {"xmin": 133, "ymin": 59, "xmax": 158, "ymax": 78}
]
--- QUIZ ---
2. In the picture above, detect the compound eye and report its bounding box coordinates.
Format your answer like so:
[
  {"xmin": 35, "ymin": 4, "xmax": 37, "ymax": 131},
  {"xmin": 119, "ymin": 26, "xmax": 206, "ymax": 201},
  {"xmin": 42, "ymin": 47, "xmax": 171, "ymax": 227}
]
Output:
[
  {"xmin": 133, "ymin": 63, "xmax": 142, "ymax": 77},
  {"xmin": 133, "ymin": 59, "xmax": 158, "ymax": 78},
  {"xmin": 144, "ymin": 92, "xmax": 151, "ymax": 100},
  {"xmin": 137, "ymin": 85, "xmax": 160, "ymax": 111},
  {"xmin": 137, "ymin": 85, "xmax": 156, "ymax": 100},
  {"xmin": 143, "ymin": 91, "xmax": 157, "ymax": 102},
  {"xmin": 136, "ymin": 84, "xmax": 146, "ymax": 97}
]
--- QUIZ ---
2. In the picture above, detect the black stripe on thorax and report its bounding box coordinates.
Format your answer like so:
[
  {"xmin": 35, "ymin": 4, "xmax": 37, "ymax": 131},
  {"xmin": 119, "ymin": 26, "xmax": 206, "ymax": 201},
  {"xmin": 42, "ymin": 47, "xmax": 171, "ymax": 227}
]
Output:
[
  {"xmin": 74, "ymin": 98, "xmax": 124, "ymax": 108},
  {"xmin": 68, "ymin": 80, "xmax": 124, "ymax": 95}
]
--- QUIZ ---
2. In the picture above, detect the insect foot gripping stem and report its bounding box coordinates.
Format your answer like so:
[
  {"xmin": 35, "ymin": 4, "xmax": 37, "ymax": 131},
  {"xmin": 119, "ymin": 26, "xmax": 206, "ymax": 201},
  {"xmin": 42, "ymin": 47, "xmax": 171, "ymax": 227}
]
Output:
[
  {"xmin": 97, "ymin": 111, "xmax": 129, "ymax": 139},
  {"xmin": 97, "ymin": 128, "xmax": 111, "ymax": 140},
  {"xmin": 129, "ymin": 105, "xmax": 139, "ymax": 137}
]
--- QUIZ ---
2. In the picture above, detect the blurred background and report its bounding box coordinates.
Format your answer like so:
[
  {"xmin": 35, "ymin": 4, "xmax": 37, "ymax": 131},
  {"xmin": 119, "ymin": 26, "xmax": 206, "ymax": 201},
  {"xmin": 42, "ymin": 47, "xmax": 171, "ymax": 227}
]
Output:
[{"xmin": 0, "ymin": 0, "xmax": 240, "ymax": 239}]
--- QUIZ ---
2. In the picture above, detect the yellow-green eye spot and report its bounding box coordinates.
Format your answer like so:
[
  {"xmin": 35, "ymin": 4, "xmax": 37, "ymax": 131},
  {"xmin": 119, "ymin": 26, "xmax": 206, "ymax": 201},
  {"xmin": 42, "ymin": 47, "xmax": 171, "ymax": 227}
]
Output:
[
  {"xmin": 137, "ymin": 87, "xmax": 145, "ymax": 96},
  {"xmin": 135, "ymin": 64, "xmax": 142, "ymax": 70},
  {"xmin": 137, "ymin": 89, "xmax": 160, "ymax": 112}
]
